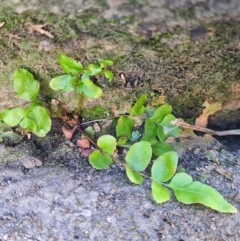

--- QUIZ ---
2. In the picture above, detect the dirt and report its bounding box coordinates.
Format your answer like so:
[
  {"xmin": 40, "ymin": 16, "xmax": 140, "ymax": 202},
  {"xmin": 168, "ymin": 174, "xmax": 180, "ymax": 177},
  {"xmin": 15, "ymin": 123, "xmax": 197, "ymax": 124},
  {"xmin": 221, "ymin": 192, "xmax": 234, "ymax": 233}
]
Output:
[{"xmin": 1, "ymin": 0, "xmax": 240, "ymax": 240}]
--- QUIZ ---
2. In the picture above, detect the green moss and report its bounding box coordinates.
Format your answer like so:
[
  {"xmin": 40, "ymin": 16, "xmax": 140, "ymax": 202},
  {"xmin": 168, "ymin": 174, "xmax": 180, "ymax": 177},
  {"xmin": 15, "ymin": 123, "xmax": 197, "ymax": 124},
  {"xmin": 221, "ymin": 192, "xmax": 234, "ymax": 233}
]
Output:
[{"xmin": 81, "ymin": 106, "xmax": 108, "ymax": 121}]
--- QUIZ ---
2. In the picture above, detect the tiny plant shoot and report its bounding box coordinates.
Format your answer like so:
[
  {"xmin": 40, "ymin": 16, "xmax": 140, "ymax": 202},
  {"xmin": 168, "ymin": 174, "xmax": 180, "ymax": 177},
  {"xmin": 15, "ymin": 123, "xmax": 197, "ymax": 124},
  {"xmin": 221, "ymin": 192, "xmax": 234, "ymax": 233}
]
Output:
[
  {"xmin": 88, "ymin": 94, "xmax": 237, "ymax": 214},
  {"xmin": 0, "ymin": 69, "xmax": 51, "ymax": 137},
  {"xmin": 49, "ymin": 54, "xmax": 114, "ymax": 114}
]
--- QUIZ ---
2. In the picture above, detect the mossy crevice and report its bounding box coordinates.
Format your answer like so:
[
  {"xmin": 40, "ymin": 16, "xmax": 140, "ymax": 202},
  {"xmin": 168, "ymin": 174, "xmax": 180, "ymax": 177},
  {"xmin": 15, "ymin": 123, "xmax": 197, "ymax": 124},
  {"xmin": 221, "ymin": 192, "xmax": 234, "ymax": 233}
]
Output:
[{"xmin": 0, "ymin": 6, "xmax": 240, "ymax": 124}]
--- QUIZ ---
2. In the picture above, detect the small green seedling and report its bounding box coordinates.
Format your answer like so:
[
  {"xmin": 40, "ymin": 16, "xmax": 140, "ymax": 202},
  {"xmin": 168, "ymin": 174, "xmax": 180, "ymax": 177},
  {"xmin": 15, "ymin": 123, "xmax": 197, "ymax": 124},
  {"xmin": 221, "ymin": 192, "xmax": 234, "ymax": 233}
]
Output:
[
  {"xmin": 0, "ymin": 69, "xmax": 51, "ymax": 137},
  {"xmin": 49, "ymin": 54, "xmax": 114, "ymax": 113},
  {"xmin": 88, "ymin": 94, "xmax": 237, "ymax": 213}
]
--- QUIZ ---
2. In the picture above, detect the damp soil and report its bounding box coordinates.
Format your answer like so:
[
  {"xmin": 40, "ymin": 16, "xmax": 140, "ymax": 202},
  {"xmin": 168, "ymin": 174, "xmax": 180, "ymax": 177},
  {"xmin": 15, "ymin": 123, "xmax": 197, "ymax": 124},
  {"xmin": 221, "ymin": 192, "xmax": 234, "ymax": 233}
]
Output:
[{"xmin": 1, "ymin": 0, "xmax": 240, "ymax": 240}]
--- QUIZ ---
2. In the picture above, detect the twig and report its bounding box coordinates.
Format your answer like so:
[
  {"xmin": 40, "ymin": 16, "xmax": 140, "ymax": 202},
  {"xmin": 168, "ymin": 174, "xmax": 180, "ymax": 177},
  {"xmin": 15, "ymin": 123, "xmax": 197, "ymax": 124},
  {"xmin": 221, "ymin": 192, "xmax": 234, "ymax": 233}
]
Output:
[
  {"xmin": 80, "ymin": 116, "xmax": 117, "ymax": 125},
  {"xmin": 171, "ymin": 118, "xmax": 240, "ymax": 136},
  {"xmin": 80, "ymin": 115, "xmax": 147, "ymax": 125}
]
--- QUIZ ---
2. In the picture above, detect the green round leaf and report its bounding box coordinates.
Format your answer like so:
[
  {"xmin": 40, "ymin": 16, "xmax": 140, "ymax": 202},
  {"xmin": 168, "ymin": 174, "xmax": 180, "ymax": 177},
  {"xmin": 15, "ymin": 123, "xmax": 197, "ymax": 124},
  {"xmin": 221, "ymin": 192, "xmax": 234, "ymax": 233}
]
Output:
[
  {"xmin": 99, "ymin": 59, "xmax": 114, "ymax": 68},
  {"xmin": 85, "ymin": 126, "xmax": 95, "ymax": 139},
  {"xmin": 169, "ymin": 173, "xmax": 237, "ymax": 213},
  {"xmin": 130, "ymin": 94, "xmax": 147, "ymax": 117},
  {"xmin": 151, "ymin": 104, "xmax": 172, "ymax": 123},
  {"xmin": 0, "ymin": 107, "xmax": 26, "ymax": 127},
  {"xmin": 116, "ymin": 116, "xmax": 134, "ymax": 141},
  {"xmin": 144, "ymin": 119, "xmax": 157, "ymax": 138},
  {"xmin": 78, "ymin": 78, "xmax": 103, "ymax": 99},
  {"xmin": 58, "ymin": 54, "xmax": 83, "ymax": 75},
  {"xmin": 126, "ymin": 165, "xmax": 143, "ymax": 185},
  {"xmin": 160, "ymin": 114, "xmax": 181, "ymax": 138},
  {"xmin": 140, "ymin": 135, "xmax": 157, "ymax": 145},
  {"xmin": 81, "ymin": 73, "xmax": 90, "ymax": 81},
  {"xmin": 20, "ymin": 116, "xmax": 37, "ymax": 133},
  {"xmin": 49, "ymin": 75, "xmax": 76, "ymax": 92},
  {"xmin": 126, "ymin": 141, "xmax": 152, "ymax": 172},
  {"xmin": 13, "ymin": 69, "xmax": 40, "ymax": 101},
  {"xmin": 103, "ymin": 70, "xmax": 114, "ymax": 82},
  {"xmin": 89, "ymin": 150, "xmax": 112, "ymax": 169},
  {"xmin": 97, "ymin": 135, "xmax": 117, "ymax": 155},
  {"xmin": 151, "ymin": 181, "xmax": 170, "ymax": 203},
  {"xmin": 151, "ymin": 151, "xmax": 178, "ymax": 183},
  {"xmin": 20, "ymin": 106, "xmax": 51, "ymax": 137},
  {"xmin": 157, "ymin": 124, "xmax": 167, "ymax": 142},
  {"xmin": 117, "ymin": 136, "xmax": 129, "ymax": 146},
  {"xmin": 152, "ymin": 142, "xmax": 173, "ymax": 156},
  {"xmin": 85, "ymin": 64, "xmax": 102, "ymax": 76}
]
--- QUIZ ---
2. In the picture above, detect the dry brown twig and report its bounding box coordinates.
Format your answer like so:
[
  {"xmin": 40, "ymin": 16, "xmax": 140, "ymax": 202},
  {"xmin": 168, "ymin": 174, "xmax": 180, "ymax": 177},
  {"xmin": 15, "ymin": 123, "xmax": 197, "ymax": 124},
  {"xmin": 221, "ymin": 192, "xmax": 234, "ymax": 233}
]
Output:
[
  {"xmin": 25, "ymin": 23, "xmax": 54, "ymax": 39},
  {"xmin": 172, "ymin": 118, "xmax": 240, "ymax": 136}
]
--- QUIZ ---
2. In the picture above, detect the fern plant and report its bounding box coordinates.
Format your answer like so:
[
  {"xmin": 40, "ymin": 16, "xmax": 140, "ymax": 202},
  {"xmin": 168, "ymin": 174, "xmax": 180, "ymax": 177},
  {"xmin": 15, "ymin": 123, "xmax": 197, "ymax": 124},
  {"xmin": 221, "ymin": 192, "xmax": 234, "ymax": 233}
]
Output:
[{"xmin": 87, "ymin": 94, "xmax": 237, "ymax": 213}]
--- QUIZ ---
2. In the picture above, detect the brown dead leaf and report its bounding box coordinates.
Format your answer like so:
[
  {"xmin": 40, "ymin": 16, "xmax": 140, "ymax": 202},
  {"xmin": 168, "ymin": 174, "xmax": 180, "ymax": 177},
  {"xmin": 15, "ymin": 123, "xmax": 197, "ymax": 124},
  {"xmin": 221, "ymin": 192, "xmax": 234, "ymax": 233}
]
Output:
[
  {"xmin": 198, "ymin": 163, "xmax": 233, "ymax": 181},
  {"xmin": 151, "ymin": 95, "xmax": 166, "ymax": 106},
  {"xmin": 77, "ymin": 139, "xmax": 91, "ymax": 149},
  {"xmin": 26, "ymin": 23, "xmax": 54, "ymax": 39},
  {"xmin": 68, "ymin": 115, "xmax": 79, "ymax": 127},
  {"xmin": 0, "ymin": 22, "xmax": 5, "ymax": 28},
  {"xmin": 113, "ymin": 149, "xmax": 119, "ymax": 159},
  {"xmin": 195, "ymin": 100, "xmax": 222, "ymax": 127},
  {"xmin": 62, "ymin": 126, "xmax": 78, "ymax": 140},
  {"xmin": 22, "ymin": 157, "xmax": 42, "ymax": 169},
  {"xmin": 112, "ymin": 106, "xmax": 120, "ymax": 117},
  {"xmin": 81, "ymin": 148, "xmax": 94, "ymax": 158},
  {"xmin": 132, "ymin": 116, "xmax": 144, "ymax": 127},
  {"xmin": 112, "ymin": 104, "xmax": 130, "ymax": 117},
  {"xmin": 61, "ymin": 115, "xmax": 79, "ymax": 127}
]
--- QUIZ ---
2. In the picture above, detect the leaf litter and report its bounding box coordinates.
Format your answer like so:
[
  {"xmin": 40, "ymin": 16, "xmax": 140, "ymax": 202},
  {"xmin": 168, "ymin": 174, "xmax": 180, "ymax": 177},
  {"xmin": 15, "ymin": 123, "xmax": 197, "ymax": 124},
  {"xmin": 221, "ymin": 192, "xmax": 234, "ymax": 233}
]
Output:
[
  {"xmin": 0, "ymin": 21, "xmax": 5, "ymax": 28},
  {"xmin": 195, "ymin": 100, "xmax": 222, "ymax": 128},
  {"xmin": 25, "ymin": 23, "xmax": 54, "ymax": 39}
]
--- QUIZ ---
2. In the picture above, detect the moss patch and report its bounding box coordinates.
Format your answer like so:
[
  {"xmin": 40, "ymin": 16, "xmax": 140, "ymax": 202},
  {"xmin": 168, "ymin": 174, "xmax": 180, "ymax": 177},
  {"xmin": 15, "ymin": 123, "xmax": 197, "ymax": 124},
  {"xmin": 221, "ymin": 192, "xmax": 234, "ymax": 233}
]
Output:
[
  {"xmin": 1, "ymin": 6, "xmax": 240, "ymax": 122},
  {"xmin": 81, "ymin": 106, "xmax": 108, "ymax": 121}
]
